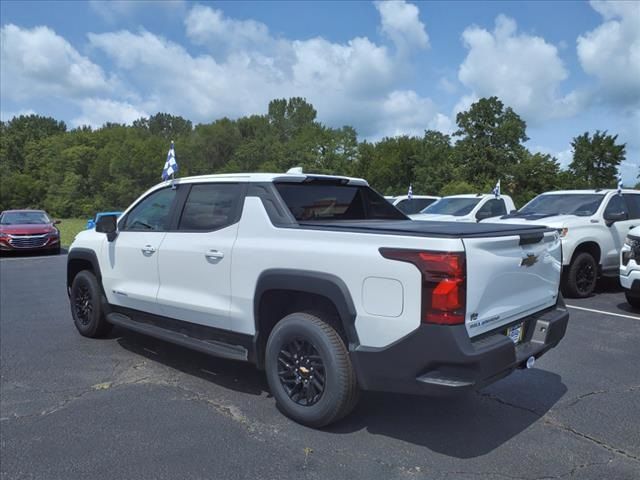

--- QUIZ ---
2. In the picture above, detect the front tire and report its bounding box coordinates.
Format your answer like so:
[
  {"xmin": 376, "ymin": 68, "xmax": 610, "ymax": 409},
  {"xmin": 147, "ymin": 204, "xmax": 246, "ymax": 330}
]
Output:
[
  {"xmin": 564, "ymin": 252, "xmax": 597, "ymax": 298},
  {"xmin": 625, "ymin": 290, "xmax": 640, "ymax": 308},
  {"xmin": 70, "ymin": 270, "xmax": 112, "ymax": 338},
  {"xmin": 265, "ymin": 312, "xmax": 359, "ymax": 427}
]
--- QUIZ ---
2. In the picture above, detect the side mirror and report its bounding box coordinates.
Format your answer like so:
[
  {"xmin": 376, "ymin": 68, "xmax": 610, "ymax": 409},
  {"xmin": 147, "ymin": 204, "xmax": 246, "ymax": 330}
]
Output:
[
  {"xmin": 509, "ymin": 209, "xmax": 517, "ymax": 214},
  {"xmin": 96, "ymin": 214, "xmax": 118, "ymax": 241},
  {"xmin": 476, "ymin": 211, "xmax": 493, "ymax": 221},
  {"xmin": 604, "ymin": 211, "xmax": 628, "ymax": 225}
]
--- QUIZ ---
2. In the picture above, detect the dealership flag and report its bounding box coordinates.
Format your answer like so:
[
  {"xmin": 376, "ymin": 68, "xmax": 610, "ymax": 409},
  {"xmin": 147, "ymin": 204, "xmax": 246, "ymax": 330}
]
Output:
[
  {"xmin": 407, "ymin": 184, "xmax": 413, "ymax": 200},
  {"xmin": 618, "ymin": 175, "xmax": 623, "ymax": 195},
  {"xmin": 162, "ymin": 141, "xmax": 178, "ymax": 181},
  {"xmin": 492, "ymin": 180, "xmax": 501, "ymax": 198}
]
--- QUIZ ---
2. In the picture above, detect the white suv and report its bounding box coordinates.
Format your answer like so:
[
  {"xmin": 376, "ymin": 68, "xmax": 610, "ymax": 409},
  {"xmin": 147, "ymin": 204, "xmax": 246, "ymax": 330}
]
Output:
[
  {"xmin": 620, "ymin": 225, "xmax": 640, "ymax": 307},
  {"xmin": 67, "ymin": 172, "xmax": 568, "ymax": 426}
]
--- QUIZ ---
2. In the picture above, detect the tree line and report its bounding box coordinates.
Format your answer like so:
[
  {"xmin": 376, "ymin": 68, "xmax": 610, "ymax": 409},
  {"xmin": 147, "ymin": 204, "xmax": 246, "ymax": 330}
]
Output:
[{"xmin": 0, "ymin": 96, "xmax": 629, "ymax": 217}]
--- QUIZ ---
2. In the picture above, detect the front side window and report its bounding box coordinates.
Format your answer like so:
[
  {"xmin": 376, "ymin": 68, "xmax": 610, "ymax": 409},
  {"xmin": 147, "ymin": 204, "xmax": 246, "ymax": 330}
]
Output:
[
  {"xmin": 178, "ymin": 184, "xmax": 243, "ymax": 231},
  {"xmin": 623, "ymin": 194, "xmax": 640, "ymax": 219},
  {"xmin": 123, "ymin": 188, "xmax": 176, "ymax": 231},
  {"xmin": 477, "ymin": 199, "xmax": 507, "ymax": 217},
  {"xmin": 604, "ymin": 194, "xmax": 629, "ymax": 216}
]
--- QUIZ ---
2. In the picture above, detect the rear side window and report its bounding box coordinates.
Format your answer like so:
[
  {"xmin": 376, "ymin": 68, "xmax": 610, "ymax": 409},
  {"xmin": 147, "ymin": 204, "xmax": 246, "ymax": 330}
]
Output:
[
  {"xmin": 178, "ymin": 184, "xmax": 243, "ymax": 231},
  {"xmin": 123, "ymin": 188, "xmax": 176, "ymax": 231},
  {"xmin": 275, "ymin": 183, "xmax": 406, "ymax": 221},
  {"xmin": 624, "ymin": 193, "xmax": 640, "ymax": 219}
]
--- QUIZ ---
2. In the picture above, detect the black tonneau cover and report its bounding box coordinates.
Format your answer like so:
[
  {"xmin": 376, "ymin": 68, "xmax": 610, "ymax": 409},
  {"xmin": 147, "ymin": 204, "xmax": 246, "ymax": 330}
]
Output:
[{"xmin": 296, "ymin": 220, "xmax": 555, "ymax": 239}]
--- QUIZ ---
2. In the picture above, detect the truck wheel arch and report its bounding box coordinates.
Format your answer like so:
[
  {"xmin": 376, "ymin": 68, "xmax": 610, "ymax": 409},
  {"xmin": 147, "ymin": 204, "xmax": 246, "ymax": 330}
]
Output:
[
  {"xmin": 67, "ymin": 248, "xmax": 102, "ymax": 294},
  {"xmin": 570, "ymin": 241, "xmax": 601, "ymax": 267},
  {"xmin": 253, "ymin": 269, "xmax": 358, "ymax": 368}
]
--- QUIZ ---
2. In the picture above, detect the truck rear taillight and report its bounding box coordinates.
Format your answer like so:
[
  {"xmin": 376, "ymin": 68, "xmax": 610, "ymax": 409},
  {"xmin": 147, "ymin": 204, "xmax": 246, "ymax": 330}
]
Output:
[{"xmin": 379, "ymin": 249, "xmax": 466, "ymax": 325}]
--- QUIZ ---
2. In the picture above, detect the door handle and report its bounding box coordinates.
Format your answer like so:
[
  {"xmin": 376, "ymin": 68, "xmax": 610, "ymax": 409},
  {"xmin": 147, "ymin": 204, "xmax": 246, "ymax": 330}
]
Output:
[
  {"xmin": 205, "ymin": 249, "xmax": 224, "ymax": 260},
  {"xmin": 141, "ymin": 244, "xmax": 156, "ymax": 256}
]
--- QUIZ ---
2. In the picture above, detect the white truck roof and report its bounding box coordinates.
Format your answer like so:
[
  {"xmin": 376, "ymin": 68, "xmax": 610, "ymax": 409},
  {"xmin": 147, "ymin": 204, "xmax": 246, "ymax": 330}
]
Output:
[{"xmin": 161, "ymin": 172, "xmax": 369, "ymax": 186}]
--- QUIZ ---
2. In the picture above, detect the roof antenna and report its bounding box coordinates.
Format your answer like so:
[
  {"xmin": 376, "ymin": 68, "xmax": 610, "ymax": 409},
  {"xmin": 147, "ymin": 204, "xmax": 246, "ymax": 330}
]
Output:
[{"xmin": 286, "ymin": 167, "xmax": 303, "ymax": 174}]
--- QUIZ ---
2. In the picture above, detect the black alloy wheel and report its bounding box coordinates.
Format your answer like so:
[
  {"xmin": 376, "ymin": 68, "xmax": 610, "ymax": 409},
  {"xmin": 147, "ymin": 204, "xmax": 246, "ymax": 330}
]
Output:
[
  {"xmin": 74, "ymin": 284, "xmax": 93, "ymax": 326},
  {"xmin": 277, "ymin": 338, "xmax": 326, "ymax": 406}
]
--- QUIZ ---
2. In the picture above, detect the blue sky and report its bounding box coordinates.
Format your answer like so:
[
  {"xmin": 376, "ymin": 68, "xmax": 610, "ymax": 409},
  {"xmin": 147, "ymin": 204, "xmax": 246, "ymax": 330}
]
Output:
[{"xmin": 1, "ymin": 0, "xmax": 638, "ymax": 182}]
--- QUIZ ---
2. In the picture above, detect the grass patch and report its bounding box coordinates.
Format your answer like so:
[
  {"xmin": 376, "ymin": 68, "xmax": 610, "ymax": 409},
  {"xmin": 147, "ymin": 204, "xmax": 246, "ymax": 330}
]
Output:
[{"xmin": 57, "ymin": 218, "xmax": 88, "ymax": 248}]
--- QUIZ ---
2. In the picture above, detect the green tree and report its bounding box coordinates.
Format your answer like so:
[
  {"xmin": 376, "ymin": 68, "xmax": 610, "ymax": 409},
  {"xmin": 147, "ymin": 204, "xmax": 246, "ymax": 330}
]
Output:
[
  {"xmin": 511, "ymin": 152, "xmax": 562, "ymax": 206},
  {"xmin": 453, "ymin": 97, "xmax": 528, "ymax": 187},
  {"xmin": 568, "ymin": 131, "xmax": 625, "ymax": 188}
]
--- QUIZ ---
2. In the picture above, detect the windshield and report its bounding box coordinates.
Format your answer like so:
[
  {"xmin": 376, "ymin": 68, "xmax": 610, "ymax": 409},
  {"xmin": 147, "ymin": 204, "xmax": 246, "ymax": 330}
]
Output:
[
  {"xmin": 395, "ymin": 198, "xmax": 437, "ymax": 215},
  {"xmin": 275, "ymin": 182, "xmax": 406, "ymax": 221},
  {"xmin": 0, "ymin": 212, "xmax": 50, "ymax": 225},
  {"xmin": 518, "ymin": 194, "xmax": 604, "ymax": 216},
  {"xmin": 420, "ymin": 197, "xmax": 481, "ymax": 216}
]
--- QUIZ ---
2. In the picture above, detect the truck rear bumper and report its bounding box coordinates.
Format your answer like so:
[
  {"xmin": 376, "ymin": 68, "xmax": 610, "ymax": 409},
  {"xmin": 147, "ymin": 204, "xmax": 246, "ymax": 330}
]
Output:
[{"xmin": 350, "ymin": 298, "xmax": 569, "ymax": 396}]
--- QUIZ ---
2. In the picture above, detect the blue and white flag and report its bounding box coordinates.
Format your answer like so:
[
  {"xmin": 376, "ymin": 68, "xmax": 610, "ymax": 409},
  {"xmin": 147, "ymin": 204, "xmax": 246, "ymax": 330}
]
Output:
[
  {"xmin": 617, "ymin": 175, "xmax": 623, "ymax": 195},
  {"xmin": 407, "ymin": 184, "xmax": 413, "ymax": 200},
  {"xmin": 492, "ymin": 180, "xmax": 501, "ymax": 198},
  {"xmin": 162, "ymin": 141, "xmax": 178, "ymax": 181}
]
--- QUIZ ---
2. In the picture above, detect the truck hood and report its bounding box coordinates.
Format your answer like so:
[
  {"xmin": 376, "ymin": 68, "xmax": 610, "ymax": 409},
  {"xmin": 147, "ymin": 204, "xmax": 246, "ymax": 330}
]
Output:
[
  {"xmin": 0, "ymin": 223, "xmax": 55, "ymax": 235},
  {"xmin": 492, "ymin": 214, "xmax": 583, "ymax": 228},
  {"xmin": 409, "ymin": 213, "xmax": 471, "ymax": 222}
]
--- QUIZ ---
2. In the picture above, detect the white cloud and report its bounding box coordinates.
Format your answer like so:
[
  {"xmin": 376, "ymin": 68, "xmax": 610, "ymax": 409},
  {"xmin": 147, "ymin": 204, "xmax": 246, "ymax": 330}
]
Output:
[
  {"xmin": 71, "ymin": 98, "xmax": 148, "ymax": 128},
  {"xmin": 86, "ymin": 3, "xmax": 443, "ymax": 138},
  {"xmin": 374, "ymin": 0, "xmax": 430, "ymax": 53},
  {"xmin": 0, "ymin": 24, "xmax": 113, "ymax": 101},
  {"xmin": 185, "ymin": 4, "xmax": 281, "ymax": 58},
  {"xmin": 577, "ymin": 1, "xmax": 640, "ymax": 107},
  {"xmin": 457, "ymin": 15, "xmax": 580, "ymax": 123}
]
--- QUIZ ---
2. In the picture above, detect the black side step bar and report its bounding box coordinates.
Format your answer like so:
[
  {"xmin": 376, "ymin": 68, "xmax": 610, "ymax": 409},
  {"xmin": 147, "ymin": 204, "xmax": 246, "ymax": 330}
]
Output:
[{"xmin": 106, "ymin": 312, "xmax": 248, "ymax": 362}]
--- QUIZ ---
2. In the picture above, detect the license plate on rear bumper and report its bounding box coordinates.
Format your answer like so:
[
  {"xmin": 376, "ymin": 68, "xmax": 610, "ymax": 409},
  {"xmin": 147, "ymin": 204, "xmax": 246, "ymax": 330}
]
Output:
[{"xmin": 506, "ymin": 323, "xmax": 524, "ymax": 344}]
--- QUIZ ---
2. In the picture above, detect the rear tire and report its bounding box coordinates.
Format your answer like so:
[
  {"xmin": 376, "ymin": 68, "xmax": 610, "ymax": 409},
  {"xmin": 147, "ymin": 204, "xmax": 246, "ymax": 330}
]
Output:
[
  {"xmin": 70, "ymin": 270, "xmax": 112, "ymax": 338},
  {"xmin": 564, "ymin": 252, "xmax": 597, "ymax": 298},
  {"xmin": 625, "ymin": 290, "xmax": 640, "ymax": 308},
  {"xmin": 265, "ymin": 312, "xmax": 359, "ymax": 428}
]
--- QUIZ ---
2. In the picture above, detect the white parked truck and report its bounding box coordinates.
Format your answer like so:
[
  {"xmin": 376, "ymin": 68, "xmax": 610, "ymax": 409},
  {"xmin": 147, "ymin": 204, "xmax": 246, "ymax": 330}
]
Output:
[
  {"xmin": 410, "ymin": 194, "xmax": 516, "ymax": 223},
  {"xmin": 490, "ymin": 189, "xmax": 640, "ymax": 298},
  {"xmin": 67, "ymin": 172, "xmax": 568, "ymax": 427}
]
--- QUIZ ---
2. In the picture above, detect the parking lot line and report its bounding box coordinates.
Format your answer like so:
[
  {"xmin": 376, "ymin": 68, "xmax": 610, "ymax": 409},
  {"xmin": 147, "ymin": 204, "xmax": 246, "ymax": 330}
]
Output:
[{"xmin": 566, "ymin": 304, "xmax": 640, "ymax": 321}]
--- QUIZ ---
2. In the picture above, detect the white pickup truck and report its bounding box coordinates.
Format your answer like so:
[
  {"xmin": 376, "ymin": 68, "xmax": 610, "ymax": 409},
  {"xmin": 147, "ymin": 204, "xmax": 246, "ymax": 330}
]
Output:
[
  {"xmin": 410, "ymin": 194, "xmax": 516, "ymax": 223},
  {"xmin": 67, "ymin": 173, "xmax": 568, "ymax": 427},
  {"xmin": 490, "ymin": 189, "xmax": 640, "ymax": 298}
]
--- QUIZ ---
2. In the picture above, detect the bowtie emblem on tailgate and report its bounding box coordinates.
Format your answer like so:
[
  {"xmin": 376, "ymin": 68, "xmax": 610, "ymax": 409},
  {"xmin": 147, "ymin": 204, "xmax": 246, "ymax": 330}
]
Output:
[{"xmin": 520, "ymin": 253, "xmax": 539, "ymax": 267}]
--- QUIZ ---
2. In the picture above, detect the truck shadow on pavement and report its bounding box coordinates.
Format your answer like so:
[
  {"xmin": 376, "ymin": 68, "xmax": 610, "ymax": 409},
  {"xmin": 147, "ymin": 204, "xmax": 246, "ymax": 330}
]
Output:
[
  {"xmin": 114, "ymin": 327, "xmax": 567, "ymax": 458},
  {"xmin": 328, "ymin": 369, "xmax": 567, "ymax": 458},
  {"xmin": 115, "ymin": 329, "xmax": 269, "ymax": 396}
]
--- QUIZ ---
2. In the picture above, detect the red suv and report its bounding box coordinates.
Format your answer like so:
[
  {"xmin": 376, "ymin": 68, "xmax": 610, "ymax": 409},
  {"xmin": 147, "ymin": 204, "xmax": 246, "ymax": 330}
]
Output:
[{"xmin": 0, "ymin": 210, "xmax": 61, "ymax": 254}]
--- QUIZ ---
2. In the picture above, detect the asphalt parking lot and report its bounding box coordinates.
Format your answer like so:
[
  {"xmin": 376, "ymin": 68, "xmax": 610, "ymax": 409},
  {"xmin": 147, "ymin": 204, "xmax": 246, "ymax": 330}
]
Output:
[{"xmin": 1, "ymin": 253, "xmax": 638, "ymax": 480}]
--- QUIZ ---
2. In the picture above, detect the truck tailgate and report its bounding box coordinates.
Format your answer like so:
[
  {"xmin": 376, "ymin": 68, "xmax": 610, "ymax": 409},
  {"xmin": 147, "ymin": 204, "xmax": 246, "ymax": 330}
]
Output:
[{"xmin": 463, "ymin": 230, "xmax": 562, "ymax": 337}]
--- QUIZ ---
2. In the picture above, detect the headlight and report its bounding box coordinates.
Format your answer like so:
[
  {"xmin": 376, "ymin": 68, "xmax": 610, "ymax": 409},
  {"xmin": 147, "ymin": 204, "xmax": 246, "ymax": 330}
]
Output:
[
  {"xmin": 625, "ymin": 236, "xmax": 634, "ymax": 247},
  {"xmin": 557, "ymin": 227, "xmax": 568, "ymax": 238}
]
